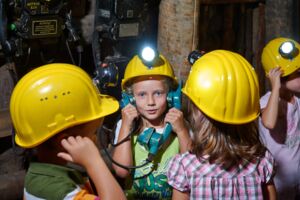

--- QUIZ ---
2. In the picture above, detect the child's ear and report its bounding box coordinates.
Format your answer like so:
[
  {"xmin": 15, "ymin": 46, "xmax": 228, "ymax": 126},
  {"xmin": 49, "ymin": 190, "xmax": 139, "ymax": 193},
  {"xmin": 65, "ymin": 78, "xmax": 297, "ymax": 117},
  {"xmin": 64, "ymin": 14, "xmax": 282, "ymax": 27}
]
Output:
[{"xmin": 53, "ymin": 132, "xmax": 69, "ymax": 144}]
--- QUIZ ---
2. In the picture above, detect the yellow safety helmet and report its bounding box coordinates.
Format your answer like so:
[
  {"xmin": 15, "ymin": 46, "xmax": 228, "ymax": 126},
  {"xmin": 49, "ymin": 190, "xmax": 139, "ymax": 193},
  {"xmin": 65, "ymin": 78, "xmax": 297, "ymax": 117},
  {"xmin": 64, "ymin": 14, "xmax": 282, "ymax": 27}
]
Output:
[
  {"xmin": 121, "ymin": 54, "xmax": 177, "ymax": 89},
  {"xmin": 10, "ymin": 63, "xmax": 119, "ymax": 148},
  {"xmin": 262, "ymin": 37, "xmax": 300, "ymax": 77},
  {"xmin": 182, "ymin": 50, "xmax": 259, "ymax": 124}
]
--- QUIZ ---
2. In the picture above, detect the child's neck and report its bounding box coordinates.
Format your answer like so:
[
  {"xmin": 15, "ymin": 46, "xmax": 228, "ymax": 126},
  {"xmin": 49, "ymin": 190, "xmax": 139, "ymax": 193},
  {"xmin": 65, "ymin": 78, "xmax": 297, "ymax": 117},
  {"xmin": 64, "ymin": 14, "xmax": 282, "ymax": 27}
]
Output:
[
  {"xmin": 37, "ymin": 145, "xmax": 66, "ymax": 166},
  {"xmin": 142, "ymin": 117, "xmax": 165, "ymax": 129}
]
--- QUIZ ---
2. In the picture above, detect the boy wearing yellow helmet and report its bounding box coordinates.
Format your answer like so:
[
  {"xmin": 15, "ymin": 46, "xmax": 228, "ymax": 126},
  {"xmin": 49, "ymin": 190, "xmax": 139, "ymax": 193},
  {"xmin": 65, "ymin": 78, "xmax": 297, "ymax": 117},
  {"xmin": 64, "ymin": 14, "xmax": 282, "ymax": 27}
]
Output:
[
  {"xmin": 260, "ymin": 37, "xmax": 300, "ymax": 199},
  {"xmin": 111, "ymin": 54, "xmax": 191, "ymax": 199},
  {"xmin": 10, "ymin": 63, "xmax": 126, "ymax": 200},
  {"xmin": 167, "ymin": 50, "xmax": 276, "ymax": 199}
]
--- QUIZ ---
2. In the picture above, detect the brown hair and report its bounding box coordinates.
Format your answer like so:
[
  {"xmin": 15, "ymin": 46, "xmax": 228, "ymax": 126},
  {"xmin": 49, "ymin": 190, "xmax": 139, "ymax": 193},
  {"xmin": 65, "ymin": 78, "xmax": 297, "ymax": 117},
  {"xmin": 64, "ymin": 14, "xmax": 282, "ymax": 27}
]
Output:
[{"xmin": 188, "ymin": 100, "xmax": 266, "ymax": 169}]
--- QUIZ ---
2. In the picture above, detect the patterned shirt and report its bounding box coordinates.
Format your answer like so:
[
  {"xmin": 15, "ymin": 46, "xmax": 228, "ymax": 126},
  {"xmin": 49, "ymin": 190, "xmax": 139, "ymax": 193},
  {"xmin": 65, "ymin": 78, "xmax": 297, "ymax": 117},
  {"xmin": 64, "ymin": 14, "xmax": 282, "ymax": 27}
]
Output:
[
  {"xmin": 24, "ymin": 162, "xmax": 99, "ymax": 200},
  {"xmin": 167, "ymin": 151, "xmax": 275, "ymax": 200}
]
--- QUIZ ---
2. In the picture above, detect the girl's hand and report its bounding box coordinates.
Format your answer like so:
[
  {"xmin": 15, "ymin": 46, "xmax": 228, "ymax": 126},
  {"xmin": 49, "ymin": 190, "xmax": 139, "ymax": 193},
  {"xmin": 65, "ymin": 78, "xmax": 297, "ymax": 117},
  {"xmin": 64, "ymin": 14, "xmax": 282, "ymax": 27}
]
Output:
[
  {"xmin": 268, "ymin": 67, "xmax": 283, "ymax": 91},
  {"xmin": 121, "ymin": 104, "xmax": 139, "ymax": 130},
  {"xmin": 57, "ymin": 136, "xmax": 100, "ymax": 168},
  {"xmin": 164, "ymin": 107, "xmax": 187, "ymax": 135}
]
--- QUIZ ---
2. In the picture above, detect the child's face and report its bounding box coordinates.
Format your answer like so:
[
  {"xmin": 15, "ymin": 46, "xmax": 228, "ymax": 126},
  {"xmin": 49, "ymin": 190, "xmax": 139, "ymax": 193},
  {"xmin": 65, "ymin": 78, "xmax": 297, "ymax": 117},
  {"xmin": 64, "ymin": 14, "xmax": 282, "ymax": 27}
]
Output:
[
  {"xmin": 132, "ymin": 76, "xmax": 168, "ymax": 124},
  {"xmin": 282, "ymin": 70, "xmax": 300, "ymax": 92}
]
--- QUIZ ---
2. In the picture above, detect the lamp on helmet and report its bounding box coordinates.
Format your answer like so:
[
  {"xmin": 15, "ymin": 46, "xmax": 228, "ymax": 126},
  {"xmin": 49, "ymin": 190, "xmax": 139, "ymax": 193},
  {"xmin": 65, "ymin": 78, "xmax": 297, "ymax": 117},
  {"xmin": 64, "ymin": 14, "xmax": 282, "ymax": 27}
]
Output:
[
  {"xmin": 138, "ymin": 46, "xmax": 159, "ymax": 68},
  {"xmin": 187, "ymin": 50, "xmax": 205, "ymax": 65},
  {"xmin": 279, "ymin": 41, "xmax": 298, "ymax": 59}
]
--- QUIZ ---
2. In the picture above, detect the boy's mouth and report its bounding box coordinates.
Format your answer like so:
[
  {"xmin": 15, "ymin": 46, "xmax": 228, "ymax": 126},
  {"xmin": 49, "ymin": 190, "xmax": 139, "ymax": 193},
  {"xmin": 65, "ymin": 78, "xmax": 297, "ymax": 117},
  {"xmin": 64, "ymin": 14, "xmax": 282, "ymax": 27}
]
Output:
[{"xmin": 146, "ymin": 109, "xmax": 157, "ymax": 114}]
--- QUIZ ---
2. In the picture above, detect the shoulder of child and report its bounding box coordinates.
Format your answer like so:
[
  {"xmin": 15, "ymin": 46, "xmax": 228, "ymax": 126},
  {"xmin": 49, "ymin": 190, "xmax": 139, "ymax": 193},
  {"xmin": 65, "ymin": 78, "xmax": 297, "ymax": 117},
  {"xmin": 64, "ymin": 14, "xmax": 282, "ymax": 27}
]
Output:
[
  {"xmin": 260, "ymin": 91, "xmax": 272, "ymax": 109},
  {"xmin": 168, "ymin": 152, "xmax": 196, "ymax": 168},
  {"xmin": 257, "ymin": 150, "xmax": 275, "ymax": 182},
  {"xmin": 25, "ymin": 163, "xmax": 87, "ymax": 199}
]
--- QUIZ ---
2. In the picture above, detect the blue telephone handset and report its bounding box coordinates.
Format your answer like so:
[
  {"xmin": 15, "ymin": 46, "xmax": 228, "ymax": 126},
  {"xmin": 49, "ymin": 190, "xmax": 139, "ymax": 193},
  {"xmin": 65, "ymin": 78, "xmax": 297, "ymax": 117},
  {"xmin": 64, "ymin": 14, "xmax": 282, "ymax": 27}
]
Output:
[
  {"xmin": 119, "ymin": 92, "xmax": 135, "ymax": 109},
  {"xmin": 119, "ymin": 81, "xmax": 182, "ymax": 160}
]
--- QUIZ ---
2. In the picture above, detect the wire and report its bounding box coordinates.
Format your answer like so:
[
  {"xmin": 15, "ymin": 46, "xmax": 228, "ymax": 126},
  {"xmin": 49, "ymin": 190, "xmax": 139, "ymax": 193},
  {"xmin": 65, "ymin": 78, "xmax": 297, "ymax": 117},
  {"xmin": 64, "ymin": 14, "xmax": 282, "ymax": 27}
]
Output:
[
  {"xmin": 108, "ymin": 117, "xmax": 141, "ymax": 147},
  {"xmin": 101, "ymin": 125, "xmax": 131, "ymax": 147},
  {"xmin": 98, "ymin": 125, "xmax": 152, "ymax": 171},
  {"xmin": 65, "ymin": 39, "xmax": 75, "ymax": 64},
  {"xmin": 99, "ymin": 130, "xmax": 151, "ymax": 170},
  {"xmin": 76, "ymin": 45, "xmax": 83, "ymax": 67},
  {"xmin": 92, "ymin": 30, "xmax": 101, "ymax": 69},
  {"xmin": 24, "ymin": 46, "xmax": 31, "ymax": 67}
]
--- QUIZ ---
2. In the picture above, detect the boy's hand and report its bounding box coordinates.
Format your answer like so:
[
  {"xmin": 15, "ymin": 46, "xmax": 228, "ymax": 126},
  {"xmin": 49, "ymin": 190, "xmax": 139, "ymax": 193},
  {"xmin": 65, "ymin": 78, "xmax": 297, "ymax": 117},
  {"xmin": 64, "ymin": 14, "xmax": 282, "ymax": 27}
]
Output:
[
  {"xmin": 164, "ymin": 107, "xmax": 187, "ymax": 135},
  {"xmin": 121, "ymin": 104, "xmax": 139, "ymax": 130},
  {"xmin": 57, "ymin": 136, "xmax": 100, "ymax": 167},
  {"xmin": 268, "ymin": 67, "xmax": 283, "ymax": 90}
]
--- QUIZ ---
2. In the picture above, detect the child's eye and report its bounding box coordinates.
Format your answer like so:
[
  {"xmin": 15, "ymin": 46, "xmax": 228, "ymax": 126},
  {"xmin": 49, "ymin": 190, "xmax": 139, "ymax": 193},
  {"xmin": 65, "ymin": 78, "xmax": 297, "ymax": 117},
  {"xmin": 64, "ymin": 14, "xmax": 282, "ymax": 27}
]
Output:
[
  {"xmin": 137, "ymin": 92, "xmax": 146, "ymax": 97},
  {"xmin": 154, "ymin": 91, "xmax": 163, "ymax": 96}
]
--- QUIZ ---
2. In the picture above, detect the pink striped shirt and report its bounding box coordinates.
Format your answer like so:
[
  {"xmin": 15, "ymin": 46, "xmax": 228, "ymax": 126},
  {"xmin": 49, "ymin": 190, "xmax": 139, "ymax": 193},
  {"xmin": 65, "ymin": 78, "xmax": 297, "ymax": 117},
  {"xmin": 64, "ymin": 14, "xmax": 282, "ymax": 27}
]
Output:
[{"xmin": 167, "ymin": 150, "xmax": 275, "ymax": 199}]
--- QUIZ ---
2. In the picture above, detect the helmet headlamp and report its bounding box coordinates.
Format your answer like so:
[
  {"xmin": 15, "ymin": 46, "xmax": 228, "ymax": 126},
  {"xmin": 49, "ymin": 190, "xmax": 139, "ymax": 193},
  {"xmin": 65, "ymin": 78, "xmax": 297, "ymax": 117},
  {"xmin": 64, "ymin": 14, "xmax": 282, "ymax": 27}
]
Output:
[
  {"xmin": 138, "ymin": 46, "xmax": 159, "ymax": 68},
  {"xmin": 279, "ymin": 41, "xmax": 297, "ymax": 59},
  {"xmin": 187, "ymin": 50, "xmax": 205, "ymax": 65}
]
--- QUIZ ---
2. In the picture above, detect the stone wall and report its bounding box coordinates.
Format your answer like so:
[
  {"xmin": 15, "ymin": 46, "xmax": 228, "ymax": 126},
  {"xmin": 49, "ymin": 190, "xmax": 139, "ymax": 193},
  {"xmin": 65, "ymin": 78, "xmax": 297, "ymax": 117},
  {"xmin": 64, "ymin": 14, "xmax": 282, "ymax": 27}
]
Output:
[
  {"xmin": 157, "ymin": 0, "xmax": 199, "ymax": 81},
  {"xmin": 265, "ymin": 0, "xmax": 294, "ymax": 42}
]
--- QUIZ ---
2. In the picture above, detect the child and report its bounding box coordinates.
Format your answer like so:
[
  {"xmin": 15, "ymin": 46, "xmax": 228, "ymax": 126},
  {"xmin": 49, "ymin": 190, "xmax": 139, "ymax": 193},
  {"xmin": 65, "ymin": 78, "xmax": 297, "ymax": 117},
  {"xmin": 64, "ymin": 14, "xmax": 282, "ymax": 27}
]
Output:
[
  {"xmin": 260, "ymin": 37, "xmax": 300, "ymax": 199},
  {"xmin": 167, "ymin": 50, "xmax": 276, "ymax": 199},
  {"xmin": 9, "ymin": 63, "xmax": 126, "ymax": 200},
  {"xmin": 112, "ymin": 53, "xmax": 191, "ymax": 199}
]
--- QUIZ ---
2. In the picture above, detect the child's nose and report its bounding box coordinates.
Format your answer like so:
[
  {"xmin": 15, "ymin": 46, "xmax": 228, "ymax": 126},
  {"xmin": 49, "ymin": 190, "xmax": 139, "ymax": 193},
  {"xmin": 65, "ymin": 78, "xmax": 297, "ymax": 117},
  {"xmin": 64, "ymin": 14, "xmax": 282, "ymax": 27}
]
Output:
[{"xmin": 147, "ymin": 95, "xmax": 155, "ymax": 106}]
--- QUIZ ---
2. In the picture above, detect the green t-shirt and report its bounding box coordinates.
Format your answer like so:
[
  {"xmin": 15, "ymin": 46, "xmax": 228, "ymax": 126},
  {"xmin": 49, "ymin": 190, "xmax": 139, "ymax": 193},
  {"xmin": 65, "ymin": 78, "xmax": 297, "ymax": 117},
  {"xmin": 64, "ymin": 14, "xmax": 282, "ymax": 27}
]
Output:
[
  {"xmin": 124, "ymin": 133, "xmax": 180, "ymax": 200},
  {"xmin": 24, "ymin": 162, "xmax": 95, "ymax": 199}
]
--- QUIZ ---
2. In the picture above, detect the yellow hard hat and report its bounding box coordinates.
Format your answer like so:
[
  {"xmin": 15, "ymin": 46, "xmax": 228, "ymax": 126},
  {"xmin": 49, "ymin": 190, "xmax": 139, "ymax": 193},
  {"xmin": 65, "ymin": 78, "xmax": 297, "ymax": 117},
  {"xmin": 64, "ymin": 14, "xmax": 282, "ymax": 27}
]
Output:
[
  {"xmin": 121, "ymin": 54, "xmax": 177, "ymax": 89},
  {"xmin": 262, "ymin": 37, "xmax": 300, "ymax": 77},
  {"xmin": 182, "ymin": 50, "xmax": 259, "ymax": 124},
  {"xmin": 10, "ymin": 63, "xmax": 119, "ymax": 148}
]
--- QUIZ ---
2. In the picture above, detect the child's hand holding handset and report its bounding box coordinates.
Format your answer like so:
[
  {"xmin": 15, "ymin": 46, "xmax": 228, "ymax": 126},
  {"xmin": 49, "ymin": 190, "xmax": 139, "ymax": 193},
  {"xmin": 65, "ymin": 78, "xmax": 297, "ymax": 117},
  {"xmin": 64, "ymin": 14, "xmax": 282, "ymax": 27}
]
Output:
[
  {"xmin": 165, "ymin": 108, "xmax": 187, "ymax": 135},
  {"xmin": 121, "ymin": 104, "xmax": 139, "ymax": 132},
  {"xmin": 165, "ymin": 108, "xmax": 191, "ymax": 153},
  {"xmin": 112, "ymin": 102, "xmax": 139, "ymax": 178}
]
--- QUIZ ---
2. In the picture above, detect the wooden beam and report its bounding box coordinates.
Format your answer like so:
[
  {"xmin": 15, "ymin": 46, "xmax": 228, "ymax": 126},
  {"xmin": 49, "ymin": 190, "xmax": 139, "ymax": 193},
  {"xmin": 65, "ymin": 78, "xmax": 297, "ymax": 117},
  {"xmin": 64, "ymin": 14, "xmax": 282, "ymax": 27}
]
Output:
[
  {"xmin": 201, "ymin": 0, "xmax": 264, "ymax": 4},
  {"xmin": 245, "ymin": 5, "xmax": 253, "ymax": 61},
  {"xmin": 222, "ymin": 4, "xmax": 234, "ymax": 50},
  {"xmin": 256, "ymin": 2, "xmax": 267, "ymax": 95}
]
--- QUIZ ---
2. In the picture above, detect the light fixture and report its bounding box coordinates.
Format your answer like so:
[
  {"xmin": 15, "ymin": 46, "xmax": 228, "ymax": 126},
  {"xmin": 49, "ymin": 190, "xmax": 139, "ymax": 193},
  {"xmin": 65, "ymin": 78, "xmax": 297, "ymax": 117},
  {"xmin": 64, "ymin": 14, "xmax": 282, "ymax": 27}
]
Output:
[
  {"xmin": 188, "ymin": 50, "xmax": 205, "ymax": 65},
  {"xmin": 279, "ymin": 41, "xmax": 297, "ymax": 59},
  {"xmin": 138, "ymin": 46, "xmax": 159, "ymax": 68}
]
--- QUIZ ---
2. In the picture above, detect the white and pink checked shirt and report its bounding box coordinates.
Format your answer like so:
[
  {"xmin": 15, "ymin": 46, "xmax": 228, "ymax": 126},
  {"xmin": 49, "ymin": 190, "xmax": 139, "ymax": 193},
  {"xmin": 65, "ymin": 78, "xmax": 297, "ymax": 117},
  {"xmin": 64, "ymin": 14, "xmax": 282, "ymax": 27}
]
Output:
[{"xmin": 167, "ymin": 150, "xmax": 275, "ymax": 199}]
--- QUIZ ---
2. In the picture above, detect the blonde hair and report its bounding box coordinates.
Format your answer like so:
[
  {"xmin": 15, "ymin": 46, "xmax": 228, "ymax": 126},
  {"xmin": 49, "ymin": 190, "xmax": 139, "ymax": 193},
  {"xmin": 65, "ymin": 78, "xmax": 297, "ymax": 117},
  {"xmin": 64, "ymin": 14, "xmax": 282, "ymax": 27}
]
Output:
[
  {"xmin": 188, "ymin": 100, "xmax": 266, "ymax": 169},
  {"xmin": 124, "ymin": 75, "xmax": 175, "ymax": 95}
]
